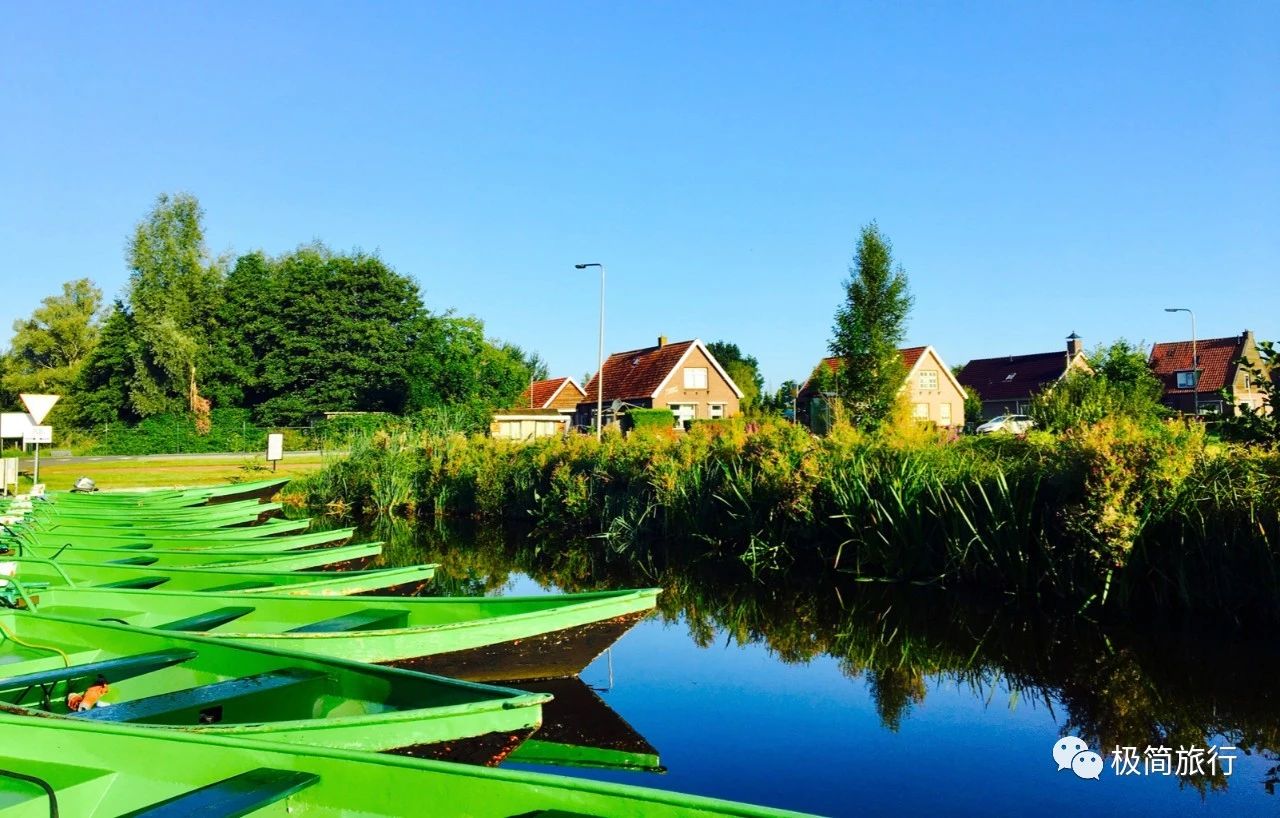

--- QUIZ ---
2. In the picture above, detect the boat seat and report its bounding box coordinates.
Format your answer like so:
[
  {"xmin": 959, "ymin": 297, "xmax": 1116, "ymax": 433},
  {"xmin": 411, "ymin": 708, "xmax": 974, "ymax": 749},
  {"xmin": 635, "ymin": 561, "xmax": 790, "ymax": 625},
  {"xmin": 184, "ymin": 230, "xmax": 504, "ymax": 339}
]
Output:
[
  {"xmin": 0, "ymin": 649, "xmax": 198, "ymax": 705},
  {"xmin": 156, "ymin": 607, "xmax": 256, "ymax": 632},
  {"xmin": 203, "ymin": 581, "xmax": 272, "ymax": 592},
  {"xmin": 75, "ymin": 667, "xmax": 325, "ymax": 723},
  {"xmin": 107, "ymin": 556, "xmax": 158, "ymax": 566},
  {"xmin": 287, "ymin": 608, "xmax": 408, "ymax": 633},
  {"xmin": 96, "ymin": 577, "xmax": 169, "ymax": 590},
  {"xmin": 118, "ymin": 767, "xmax": 319, "ymax": 817}
]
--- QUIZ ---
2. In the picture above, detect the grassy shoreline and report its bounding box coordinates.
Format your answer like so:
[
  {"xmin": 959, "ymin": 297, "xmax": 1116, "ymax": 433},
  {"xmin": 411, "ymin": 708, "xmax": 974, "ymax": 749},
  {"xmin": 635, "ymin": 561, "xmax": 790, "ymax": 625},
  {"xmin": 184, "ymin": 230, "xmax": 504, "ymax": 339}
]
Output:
[{"xmin": 11, "ymin": 453, "xmax": 327, "ymax": 492}]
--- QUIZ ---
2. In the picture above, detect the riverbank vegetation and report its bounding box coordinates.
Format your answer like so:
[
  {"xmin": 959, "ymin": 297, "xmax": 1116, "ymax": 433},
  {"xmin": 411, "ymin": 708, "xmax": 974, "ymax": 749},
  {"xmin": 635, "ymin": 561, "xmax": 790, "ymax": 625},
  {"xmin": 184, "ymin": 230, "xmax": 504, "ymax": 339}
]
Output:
[{"xmin": 291, "ymin": 412, "xmax": 1280, "ymax": 625}]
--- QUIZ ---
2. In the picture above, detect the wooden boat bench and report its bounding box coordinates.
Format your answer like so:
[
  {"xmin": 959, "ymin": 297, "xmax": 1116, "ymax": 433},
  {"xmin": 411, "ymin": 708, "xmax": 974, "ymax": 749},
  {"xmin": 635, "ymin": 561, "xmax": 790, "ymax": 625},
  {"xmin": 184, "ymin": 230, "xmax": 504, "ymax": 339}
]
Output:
[
  {"xmin": 118, "ymin": 767, "xmax": 319, "ymax": 817},
  {"xmin": 0, "ymin": 649, "xmax": 198, "ymax": 707},
  {"xmin": 156, "ymin": 606, "xmax": 256, "ymax": 632},
  {"xmin": 74, "ymin": 667, "xmax": 326, "ymax": 724},
  {"xmin": 288, "ymin": 608, "xmax": 408, "ymax": 633}
]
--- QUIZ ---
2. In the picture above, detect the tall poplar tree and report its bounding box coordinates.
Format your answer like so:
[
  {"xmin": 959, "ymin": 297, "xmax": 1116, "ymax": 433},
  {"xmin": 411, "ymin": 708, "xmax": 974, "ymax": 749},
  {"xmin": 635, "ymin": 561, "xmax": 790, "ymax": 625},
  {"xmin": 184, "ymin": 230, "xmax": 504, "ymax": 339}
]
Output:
[{"xmin": 829, "ymin": 223, "xmax": 913, "ymax": 428}]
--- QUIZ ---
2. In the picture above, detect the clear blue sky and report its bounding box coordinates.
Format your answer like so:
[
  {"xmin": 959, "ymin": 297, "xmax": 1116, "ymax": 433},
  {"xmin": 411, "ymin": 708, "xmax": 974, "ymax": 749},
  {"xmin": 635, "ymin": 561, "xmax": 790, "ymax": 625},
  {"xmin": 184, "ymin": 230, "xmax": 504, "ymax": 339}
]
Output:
[{"xmin": 3, "ymin": 2, "xmax": 1276, "ymax": 390}]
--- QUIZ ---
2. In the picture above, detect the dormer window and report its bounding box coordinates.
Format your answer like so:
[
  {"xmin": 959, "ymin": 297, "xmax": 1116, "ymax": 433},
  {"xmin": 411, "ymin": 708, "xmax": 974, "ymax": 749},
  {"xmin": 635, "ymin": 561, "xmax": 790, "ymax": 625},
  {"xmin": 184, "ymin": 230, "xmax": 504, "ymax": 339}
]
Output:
[
  {"xmin": 1176, "ymin": 370, "xmax": 1199, "ymax": 389},
  {"xmin": 1004, "ymin": 373, "xmax": 1016, "ymax": 381}
]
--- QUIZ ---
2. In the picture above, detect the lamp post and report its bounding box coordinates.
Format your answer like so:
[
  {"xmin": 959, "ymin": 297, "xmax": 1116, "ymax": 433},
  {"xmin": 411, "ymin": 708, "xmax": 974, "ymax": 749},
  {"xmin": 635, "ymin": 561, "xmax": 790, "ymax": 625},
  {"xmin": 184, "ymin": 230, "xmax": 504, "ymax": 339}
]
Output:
[
  {"xmin": 576, "ymin": 263, "xmax": 606, "ymax": 441},
  {"xmin": 1164, "ymin": 307, "xmax": 1197, "ymax": 416}
]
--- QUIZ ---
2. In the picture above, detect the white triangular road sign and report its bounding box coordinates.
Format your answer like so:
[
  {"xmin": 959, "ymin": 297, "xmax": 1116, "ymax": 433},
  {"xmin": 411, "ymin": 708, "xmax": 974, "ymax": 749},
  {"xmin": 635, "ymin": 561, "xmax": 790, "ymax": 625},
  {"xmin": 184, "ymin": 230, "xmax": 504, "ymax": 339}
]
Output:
[{"xmin": 19, "ymin": 394, "xmax": 60, "ymax": 425}]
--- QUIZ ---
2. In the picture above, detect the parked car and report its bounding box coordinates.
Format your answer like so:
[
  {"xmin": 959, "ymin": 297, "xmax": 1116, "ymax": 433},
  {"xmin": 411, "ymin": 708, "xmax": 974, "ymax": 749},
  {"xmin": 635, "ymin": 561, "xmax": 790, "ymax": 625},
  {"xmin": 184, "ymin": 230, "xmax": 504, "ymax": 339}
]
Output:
[{"xmin": 975, "ymin": 414, "xmax": 1036, "ymax": 435}]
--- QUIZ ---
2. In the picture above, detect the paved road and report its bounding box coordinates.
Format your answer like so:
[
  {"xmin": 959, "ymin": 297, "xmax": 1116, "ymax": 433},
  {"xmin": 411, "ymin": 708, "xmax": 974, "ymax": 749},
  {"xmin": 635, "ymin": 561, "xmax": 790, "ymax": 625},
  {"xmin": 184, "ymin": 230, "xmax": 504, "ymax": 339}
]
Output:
[{"xmin": 14, "ymin": 450, "xmax": 336, "ymax": 467}]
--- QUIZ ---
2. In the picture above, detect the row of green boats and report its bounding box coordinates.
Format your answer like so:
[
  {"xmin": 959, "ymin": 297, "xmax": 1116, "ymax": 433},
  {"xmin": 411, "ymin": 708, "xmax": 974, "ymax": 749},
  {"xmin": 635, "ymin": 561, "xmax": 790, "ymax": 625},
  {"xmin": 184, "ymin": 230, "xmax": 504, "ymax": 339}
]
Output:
[{"xmin": 0, "ymin": 478, "xmax": 815, "ymax": 816}]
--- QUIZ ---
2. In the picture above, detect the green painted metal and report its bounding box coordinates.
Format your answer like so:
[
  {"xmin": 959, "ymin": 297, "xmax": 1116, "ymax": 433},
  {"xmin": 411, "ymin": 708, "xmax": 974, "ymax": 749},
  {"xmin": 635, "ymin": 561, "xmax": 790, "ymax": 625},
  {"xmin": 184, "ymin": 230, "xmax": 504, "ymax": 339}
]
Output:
[
  {"xmin": 0, "ymin": 609, "xmax": 548, "ymax": 753},
  {"xmin": 0, "ymin": 542, "xmax": 382, "ymax": 570},
  {"xmin": 4, "ymin": 527, "xmax": 355, "ymax": 554},
  {"xmin": 0, "ymin": 713, "xmax": 816, "ymax": 817},
  {"xmin": 4, "ymin": 557, "xmax": 435, "ymax": 596},
  {"xmin": 6, "ymin": 583, "xmax": 657, "ymax": 679}
]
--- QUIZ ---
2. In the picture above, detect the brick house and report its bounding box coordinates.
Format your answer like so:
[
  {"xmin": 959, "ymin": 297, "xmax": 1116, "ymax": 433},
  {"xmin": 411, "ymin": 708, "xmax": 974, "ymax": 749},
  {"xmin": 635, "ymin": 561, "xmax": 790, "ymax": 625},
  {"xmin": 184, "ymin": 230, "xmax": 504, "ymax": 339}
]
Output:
[
  {"xmin": 797, "ymin": 346, "xmax": 967, "ymax": 432},
  {"xmin": 516, "ymin": 377, "xmax": 586, "ymax": 413},
  {"xmin": 956, "ymin": 333, "xmax": 1092, "ymax": 421},
  {"xmin": 574, "ymin": 337, "xmax": 743, "ymax": 430},
  {"xmin": 490, "ymin": 377, "xmax": 587, "ymax": 440},
  {"xmin": 1148, "ymin": 329, "xmax": 1268, "ymax": 416}
]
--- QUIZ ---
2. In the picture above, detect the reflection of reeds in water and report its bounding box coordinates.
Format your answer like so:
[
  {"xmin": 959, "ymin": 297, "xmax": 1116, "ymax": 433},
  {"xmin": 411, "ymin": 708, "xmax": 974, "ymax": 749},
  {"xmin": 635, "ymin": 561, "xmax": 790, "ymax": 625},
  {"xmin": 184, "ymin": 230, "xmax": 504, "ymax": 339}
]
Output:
[
  {"xmin": 292, "ymin": 417, "xmax": 1280, "ymax": 623},
  {"xmin": 431, "ymin": 526, "xmax": 1279, "ymax": 795}
]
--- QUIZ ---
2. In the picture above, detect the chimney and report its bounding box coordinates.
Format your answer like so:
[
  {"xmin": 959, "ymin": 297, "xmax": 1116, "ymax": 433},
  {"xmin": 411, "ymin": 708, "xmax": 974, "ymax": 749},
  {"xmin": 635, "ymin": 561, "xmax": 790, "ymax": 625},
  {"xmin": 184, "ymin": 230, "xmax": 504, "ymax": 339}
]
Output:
[
  {"xmin": 657, "ymin": 335, "xmax": 668, "ymax": 348},
  {"xmin": 1066, "ymin": 332, "xmax": 1083, "ymax": 358},
  {"xmin": 1243, "ymin": 329, "xmax": 1255, "ymax": 346}
]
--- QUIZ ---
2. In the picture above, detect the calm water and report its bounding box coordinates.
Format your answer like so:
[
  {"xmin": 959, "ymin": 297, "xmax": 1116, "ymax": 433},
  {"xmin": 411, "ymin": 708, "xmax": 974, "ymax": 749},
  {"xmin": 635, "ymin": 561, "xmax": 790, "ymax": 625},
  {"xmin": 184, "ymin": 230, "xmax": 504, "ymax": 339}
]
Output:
[{"xmin": 361, "ymin": 522, "xmax": 1280, "ymax": 817}]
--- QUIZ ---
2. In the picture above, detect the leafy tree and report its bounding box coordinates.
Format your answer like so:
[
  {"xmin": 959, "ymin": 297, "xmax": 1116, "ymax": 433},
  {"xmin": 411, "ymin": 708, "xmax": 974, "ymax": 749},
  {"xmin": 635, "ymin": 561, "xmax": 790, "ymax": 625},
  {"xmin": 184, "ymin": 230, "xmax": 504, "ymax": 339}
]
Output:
[
  {"xmin": 72, "ymin": 302, "xmax": 141, "ymax": 426},
  {"xmin": 1030, "ymin": 340, "xmax": 1166, "ymax": 432},
  {"xmin": 3, "ymin": 278, "xmax": 104, "ymax": 423},
  {"xmin": 707, "ymin": 341, "xmax": 764, "ymax": 412},
  {"xmin": 221, "ymin": 245, "xmax": 425, "ymax": 425},
  {"xmin": 407, "ymin": 313, "xmax": 545, "ymax": 419},
  {"xmin": 125, "ymin": 193, "xmax": 225, "ymax": 423},
  {"xmin": 829, "ymin": 223, "xmax": 913, "ymax": 428}
]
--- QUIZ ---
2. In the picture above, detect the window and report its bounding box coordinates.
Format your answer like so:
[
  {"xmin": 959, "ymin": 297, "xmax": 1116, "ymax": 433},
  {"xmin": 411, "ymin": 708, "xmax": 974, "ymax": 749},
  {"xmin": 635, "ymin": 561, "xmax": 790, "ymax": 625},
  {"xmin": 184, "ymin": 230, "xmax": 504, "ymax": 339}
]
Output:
[
  {"xmin": 708, "ymin": 403, "xmax": 726, "ymax": 419},
  {"xmin": 1004, "ymin": 373, "xmax": 1017, "ymax": 381},
  {"xmin": 683, "ymin": 367, "xmax": 708, "ymax": 389},
  {"xmin": 919, "ymin": 370, "xmax": 939, "ymax": 390},
  {"xmin": 1176, "ymin": 370, "xmax": 1199, "ymax": 389},
  {"xmin": 669, "ymin": 403, "xmax": 696, "ymax": 428},
  {"xmin": 1243, "ymin": 374, "xmax": 1252, "ymax": 391},
  {"xmin": 913, "ymin": 403, "xmax": 929, "ymax": 420},
  {"xmin": 938, "ymin": 402, "xmax": 952, "ymax": 425}
]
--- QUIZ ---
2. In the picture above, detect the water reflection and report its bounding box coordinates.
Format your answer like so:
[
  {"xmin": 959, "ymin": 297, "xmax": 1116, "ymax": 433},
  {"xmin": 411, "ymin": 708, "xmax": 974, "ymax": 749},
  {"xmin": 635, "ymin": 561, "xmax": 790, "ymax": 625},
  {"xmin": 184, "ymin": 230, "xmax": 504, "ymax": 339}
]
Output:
[{"xmin": 360, "ymin": 517, "xmax": 1280, "ymax": 803}]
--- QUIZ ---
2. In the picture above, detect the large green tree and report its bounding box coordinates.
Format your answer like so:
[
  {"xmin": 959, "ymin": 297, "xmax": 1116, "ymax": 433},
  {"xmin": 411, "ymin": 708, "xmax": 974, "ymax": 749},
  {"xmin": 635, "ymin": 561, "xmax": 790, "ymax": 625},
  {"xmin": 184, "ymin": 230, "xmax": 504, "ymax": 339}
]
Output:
[
  {"xmin": 707, "ymin": 341, "xmax": 764, "ymax": 412},
  {"xmin": 220, "ymin": 245, "xmax": 426, "ymax": 425},
  {"xmin": 126, "ymin": 193, "xmax": 225, "ymax": 421},
  {"xmin": 407, "ymin": 313, "xmax": 547, "ymax": 418},
  {"xmin": 829, "ymin": 223, "xmax": 913, "ymax": 428},
  {"xmin": 72, "ymin": 302, "xmax": 141, "ymax": 426},
  {"xmin": 3, "ymin": 278, "xmax": 104, "ymax": 423}
]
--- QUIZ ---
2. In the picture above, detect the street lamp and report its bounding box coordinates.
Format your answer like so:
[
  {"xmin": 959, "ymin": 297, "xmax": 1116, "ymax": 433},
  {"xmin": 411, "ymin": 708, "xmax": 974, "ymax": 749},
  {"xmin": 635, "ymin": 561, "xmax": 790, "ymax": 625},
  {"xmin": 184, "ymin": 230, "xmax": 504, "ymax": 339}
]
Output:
[
  {"xmin": 576, "ymin": 263, "xmax": 606, "ymax": 441},
  {"xmin": 1164, "ymin": 307, "xmax": 1198, "ymax": 416}
]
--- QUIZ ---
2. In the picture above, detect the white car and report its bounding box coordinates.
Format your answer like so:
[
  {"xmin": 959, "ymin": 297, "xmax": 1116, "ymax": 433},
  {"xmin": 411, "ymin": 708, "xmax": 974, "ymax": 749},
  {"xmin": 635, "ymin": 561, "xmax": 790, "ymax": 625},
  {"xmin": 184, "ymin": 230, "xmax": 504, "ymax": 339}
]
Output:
[{"xmin": 975, "ymin": 414, "xmax": 1036, "ymax": 435}]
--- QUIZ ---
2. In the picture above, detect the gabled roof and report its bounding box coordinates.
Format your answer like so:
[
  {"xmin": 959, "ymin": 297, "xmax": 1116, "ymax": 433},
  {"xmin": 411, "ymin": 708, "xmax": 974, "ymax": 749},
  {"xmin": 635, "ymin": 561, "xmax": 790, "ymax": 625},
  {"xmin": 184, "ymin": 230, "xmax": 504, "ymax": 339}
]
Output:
[
  {"xmin": 1149, "ymin": 334, "xmax": 1246, "ymax": 394},
  {"xmin": 956, "ymin": 350, "xmax": 1079, "ymax": 402},
  {"xmin": 581, "ymin": 338, "xmax": 743, "ymax": 405},
  {"xmin": 797, "ymin": 346, "xmax": 947, "ymax": 399},
  {"xmin": 517, "ymin": 377, "xmax": 584, "ymax": 409}
]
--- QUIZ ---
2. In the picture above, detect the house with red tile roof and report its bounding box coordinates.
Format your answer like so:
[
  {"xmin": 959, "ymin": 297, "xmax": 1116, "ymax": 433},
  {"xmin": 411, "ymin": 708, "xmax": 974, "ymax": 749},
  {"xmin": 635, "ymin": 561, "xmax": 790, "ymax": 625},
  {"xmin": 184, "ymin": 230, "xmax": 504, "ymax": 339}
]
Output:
[
  {"xmin": 490, "ymin": 377, "xmax": 588, "ymax": 440},
  {"xmin": 797, "ymin": 346, "xmax": 966, "ymax": 432},
  {"xmin": 515, "ymin": 377, "xmax": 586, "ymax": 412},
  {"xmin": 956, "ymin": 333, "xmax": 1092, "ymax": 421},
  {"xmin": 1148, "ymin": 329, "xmax": 1267, "ymax": 416},
  {"xmin": 574, "ymin": 337, "xmax": 743, "ymax": 430}
]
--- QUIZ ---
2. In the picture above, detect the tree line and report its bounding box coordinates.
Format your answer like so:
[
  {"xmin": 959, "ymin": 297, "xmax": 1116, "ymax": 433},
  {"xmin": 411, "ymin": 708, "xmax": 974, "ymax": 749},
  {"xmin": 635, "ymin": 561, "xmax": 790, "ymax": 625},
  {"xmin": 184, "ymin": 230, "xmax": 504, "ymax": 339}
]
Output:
[{"xmin": 0, "ymin": 193, "xmax": 546, "ymax": 432}]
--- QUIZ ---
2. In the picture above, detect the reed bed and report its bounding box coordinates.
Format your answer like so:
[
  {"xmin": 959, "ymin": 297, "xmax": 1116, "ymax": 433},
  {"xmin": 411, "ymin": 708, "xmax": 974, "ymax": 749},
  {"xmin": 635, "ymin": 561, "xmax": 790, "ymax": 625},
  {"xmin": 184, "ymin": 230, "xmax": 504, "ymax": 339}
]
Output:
[{"xmin": 290, "ymin": 416, "xmax": 1280, "ymax": 623}]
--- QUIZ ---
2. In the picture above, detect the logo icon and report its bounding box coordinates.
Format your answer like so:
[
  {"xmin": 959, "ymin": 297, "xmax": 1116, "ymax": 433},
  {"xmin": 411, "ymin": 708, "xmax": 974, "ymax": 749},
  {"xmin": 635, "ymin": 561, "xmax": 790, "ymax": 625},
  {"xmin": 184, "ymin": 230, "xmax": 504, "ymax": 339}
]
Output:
[{"xmin": 1053, "ymin": 737, "xmax": 1101, "ymax": 780}]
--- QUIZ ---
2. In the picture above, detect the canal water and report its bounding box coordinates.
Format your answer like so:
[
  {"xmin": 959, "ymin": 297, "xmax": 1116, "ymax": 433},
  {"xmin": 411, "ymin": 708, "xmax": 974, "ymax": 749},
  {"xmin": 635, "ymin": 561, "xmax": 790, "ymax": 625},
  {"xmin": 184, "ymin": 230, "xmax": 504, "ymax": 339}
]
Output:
[{"xmin": 361, "ymin": 521, "xmax": 1280, "ymax": 817}]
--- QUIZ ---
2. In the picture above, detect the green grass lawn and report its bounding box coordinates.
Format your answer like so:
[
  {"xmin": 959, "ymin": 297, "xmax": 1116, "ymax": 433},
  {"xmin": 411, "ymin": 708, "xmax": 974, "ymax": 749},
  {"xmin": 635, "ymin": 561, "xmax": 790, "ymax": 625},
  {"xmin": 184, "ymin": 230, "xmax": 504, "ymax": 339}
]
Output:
[{"xmin": 15, "ymin": 453, "xmax": 327, "ymax": 492}]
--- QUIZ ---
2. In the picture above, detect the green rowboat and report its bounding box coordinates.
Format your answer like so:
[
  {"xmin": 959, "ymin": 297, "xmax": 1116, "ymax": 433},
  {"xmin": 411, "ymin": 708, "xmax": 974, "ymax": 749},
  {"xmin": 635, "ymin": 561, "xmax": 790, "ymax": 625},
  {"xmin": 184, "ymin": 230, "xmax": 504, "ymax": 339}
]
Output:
[
  {"xmin": 4, "ymin": 526, "xmax": 356, "ymax": 553},
  {"xmin": 0, "ymin": 542, "xmax": 382, "ymax": 571},
  {"xmin": 8, "ymin": 583, "xmax": 657, "ymax": 682},
  {"xmin": 5, "ymin": 557, "xmax": 436, "ymax": 596},
  {"xmin": 0, "ymin": 609, "xmax": 548, "ymax": 754},
  {"xmin": 0, "ymin": 714, "xmax": 816, "ymax": 817}
]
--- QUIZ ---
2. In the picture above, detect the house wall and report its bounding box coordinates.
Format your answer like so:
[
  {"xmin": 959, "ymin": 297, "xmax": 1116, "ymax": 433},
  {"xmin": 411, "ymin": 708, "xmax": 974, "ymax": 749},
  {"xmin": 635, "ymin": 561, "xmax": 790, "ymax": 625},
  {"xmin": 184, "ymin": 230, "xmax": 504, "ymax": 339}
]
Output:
[
  {"xmin": 547, "ymin": 385, "xmax": 585, "ymax": 411},
  {"xmin": 902, "ymin": 348, "xmax": 965, "ymax": 428},
  {"xmin": 654, "ymin": 345, "xmax": 741, "ymax": 423},
  {"xmin": 490, "ymin": 414, "xmax": 569, "ymax": 440},
  {"xmin": 1228, "ymin": 333, "xmax": 1268, "ymax": 415}
]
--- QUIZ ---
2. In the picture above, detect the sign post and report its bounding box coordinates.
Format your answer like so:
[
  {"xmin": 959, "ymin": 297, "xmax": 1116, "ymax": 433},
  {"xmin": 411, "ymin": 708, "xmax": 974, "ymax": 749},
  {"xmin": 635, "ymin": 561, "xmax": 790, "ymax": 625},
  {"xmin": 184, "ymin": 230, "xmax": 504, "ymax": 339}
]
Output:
[
  {"xmin": 18, "ymin": 395, "xmax": 59, "ymax": 492},
  {"xmin": 266, "ymin": 433, "xmax": 284, "ymax": 472}
]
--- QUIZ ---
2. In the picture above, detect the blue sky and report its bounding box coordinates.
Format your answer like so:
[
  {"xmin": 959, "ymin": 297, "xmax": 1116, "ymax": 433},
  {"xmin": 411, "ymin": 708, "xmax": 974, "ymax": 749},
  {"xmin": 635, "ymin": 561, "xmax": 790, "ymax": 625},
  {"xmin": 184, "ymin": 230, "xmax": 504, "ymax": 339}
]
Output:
[{"xmin": 2, "ymin": 2, "xmax": 1276, "ymax": 389}]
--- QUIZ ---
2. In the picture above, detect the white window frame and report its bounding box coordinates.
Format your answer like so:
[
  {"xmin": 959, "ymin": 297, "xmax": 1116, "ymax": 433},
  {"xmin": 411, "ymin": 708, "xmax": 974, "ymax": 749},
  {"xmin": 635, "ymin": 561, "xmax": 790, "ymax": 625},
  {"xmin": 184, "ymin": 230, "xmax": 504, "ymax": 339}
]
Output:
[
  {"xmin": 913, "ymin": 403, "xmax": 929, "ymax": 420},
  {"xmin": 669, "ymin": 403, "xmax": 696, "ymax": 428},
  {"xmin": 708, "ymin": 403, "xmax": 726, "ymax": 419},
  {"xmin": 919, "ymin": 370, "xmax": 939, "ymax": 390},
  {"xmin": 683, "ymin": 367, "xmax": 709, "ymax": 389},
  {"xmin": 938, "ymin": 402, "xmax": 952, "ymax": 425},
  {"xmin": 1176, "ymin": 370, "xmax": 1198, "ymax": 389}
]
